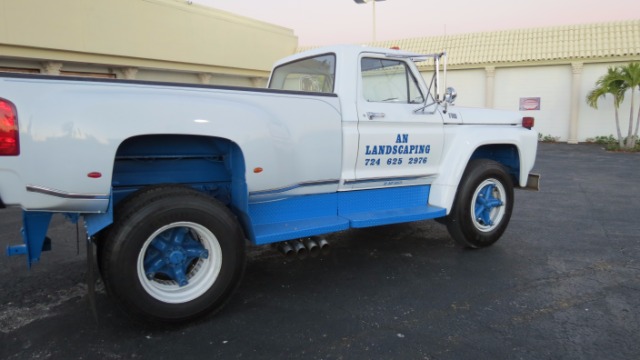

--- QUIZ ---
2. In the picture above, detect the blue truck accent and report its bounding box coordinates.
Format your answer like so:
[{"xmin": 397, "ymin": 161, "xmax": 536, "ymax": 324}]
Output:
[
  {"xmin": 7, "ymin": 184, "xmax": 446, "ymax": 260},
  {"xmin": 248, "ymin": 185, "xmax": 445, "ymax": 245},
  {"xmin": 6, "ymin": 211, "xmax": 53, "ymax": 268}
]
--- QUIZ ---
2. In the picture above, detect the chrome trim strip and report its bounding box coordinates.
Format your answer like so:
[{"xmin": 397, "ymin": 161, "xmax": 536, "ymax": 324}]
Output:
[
  {"xmin": 26, "ymin": 185, "xmax": 110, "ymax": 200},
  {"xmin": 343, "ymin": 175, "xmax": 434, "ymax": 185},
  {"xmin": 249, "ymin": 179, "xmax": 340, "ymax": 196}
]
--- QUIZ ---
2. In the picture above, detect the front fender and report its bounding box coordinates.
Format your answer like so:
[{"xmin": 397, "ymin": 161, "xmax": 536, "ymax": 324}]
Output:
[{"xmin": 429, "ymin": 125, "xmax": 538, "ymax": 213}]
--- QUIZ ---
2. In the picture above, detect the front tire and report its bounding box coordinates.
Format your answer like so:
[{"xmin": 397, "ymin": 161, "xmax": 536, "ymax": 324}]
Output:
[
  {"xmin": 101, "ymin": 186, "xmax": 245, "ymax": 323},
  {"xmin": 445, "ymin": 160, "xmax": 514, "ymax": 248}
]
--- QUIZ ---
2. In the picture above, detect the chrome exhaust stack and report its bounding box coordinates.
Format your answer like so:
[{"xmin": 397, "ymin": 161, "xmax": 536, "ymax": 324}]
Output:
[
  {"xmin": 275, "ymin": 237, "xmax": 330, "ymax": 258},
  {"xmin": 302, "ymin": 237, "xmax": 320, "ymax": 257},
  {"xmin": 290, "ymin": 240, "xmax": 308, "ymax": 259},
  {"xmin": 276, "ymin": 241, "xmax": 295, "ymax": 258},
  {"xmin": 312, "ymin": 236, "xmax": 330, "ymax": 256}
]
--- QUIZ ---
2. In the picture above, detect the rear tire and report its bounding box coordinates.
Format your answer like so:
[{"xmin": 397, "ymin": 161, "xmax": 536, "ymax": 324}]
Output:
[
  {"xmin": 445, "ymin": 160, "xmax": 514, "ymax": 248},
  {"xmin": 100, "ymin": 185, "xmax": 245, "ymax": 323}
]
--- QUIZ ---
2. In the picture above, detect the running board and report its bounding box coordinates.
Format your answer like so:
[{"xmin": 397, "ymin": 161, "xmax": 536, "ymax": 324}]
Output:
[
  {"xmin": 251, "ymin": 205, "xmax": 446, "ymax": 245},
  {"xmin": 344, "ymin": 205, "xmax": 446, "ymax": 228},
  {"xmin": 253, "ymin": 216, "xmax": 349, "ymax": 245},
  {"xmin": 248, "ymin": 186, "xmax": 444, "ymax": 245}
]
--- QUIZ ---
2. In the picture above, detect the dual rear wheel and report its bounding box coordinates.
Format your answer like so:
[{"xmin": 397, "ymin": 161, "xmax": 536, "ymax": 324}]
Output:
[{"xmin": 99, "ymin": 186, "xmax": 245, "ymax": 323}]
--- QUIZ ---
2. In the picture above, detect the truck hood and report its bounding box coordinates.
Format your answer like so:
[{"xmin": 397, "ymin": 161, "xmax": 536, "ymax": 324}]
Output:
[{"xmin": 443, "ymin": 107, "xmax": 522, "ymax": 126}]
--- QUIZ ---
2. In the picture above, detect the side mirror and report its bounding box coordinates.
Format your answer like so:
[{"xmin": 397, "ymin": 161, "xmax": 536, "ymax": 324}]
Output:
[{"xmin": 444, "ymin": 87, "xmax": 457, "ymax": 104}]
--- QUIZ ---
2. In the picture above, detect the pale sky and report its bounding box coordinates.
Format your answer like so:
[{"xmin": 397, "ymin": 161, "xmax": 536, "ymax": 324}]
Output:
[{"xmin": 192, "ymin": 0, "xmax": 640, "ymax": 46}]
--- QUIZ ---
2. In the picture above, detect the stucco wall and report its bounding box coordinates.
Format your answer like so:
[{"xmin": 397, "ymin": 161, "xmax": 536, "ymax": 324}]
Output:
[
  {"xmin": 421, "ymin": 62, "xmax": 638, "ymax": 142},
  {"xmin": 443, "ymin": 69, "xmax": 486, "ymax": 108},
  {"xmin": 494, "ymin": 65, "xmax": 571, "ymax": 140},
  {"xmin": 0, "ymin": 0, "xmax": 297, "ymax": 79},
  {"xmin": 0, "ymin": 1, "xmax": 637, "ymax": 142}
]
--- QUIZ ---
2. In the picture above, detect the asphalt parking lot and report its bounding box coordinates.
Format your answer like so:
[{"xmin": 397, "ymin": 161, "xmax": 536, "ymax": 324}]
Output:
[{"xmin": 1, "ymin": 143, "xmax": 639, "ymax": 360}]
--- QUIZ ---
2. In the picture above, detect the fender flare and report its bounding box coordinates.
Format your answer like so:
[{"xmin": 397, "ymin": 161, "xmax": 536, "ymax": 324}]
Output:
[{"xmin": 429, "ymin": 126, "xmax": 537, "ymax": 213}]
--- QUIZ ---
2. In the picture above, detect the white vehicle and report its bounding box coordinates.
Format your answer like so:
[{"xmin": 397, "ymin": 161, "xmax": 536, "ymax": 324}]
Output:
[{"xmin": 0, "ymin": 45, "xmax": 539, "ymax": 323}]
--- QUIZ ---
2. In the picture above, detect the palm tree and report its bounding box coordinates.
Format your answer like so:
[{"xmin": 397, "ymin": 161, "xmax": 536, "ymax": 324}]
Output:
[
  {"xmin": 618, "ymin": 62, "xmax": 640, "ymax": 148},
  {"xmin": 587, "ymin": 66, "xmax": 625, "ymax": 148}
]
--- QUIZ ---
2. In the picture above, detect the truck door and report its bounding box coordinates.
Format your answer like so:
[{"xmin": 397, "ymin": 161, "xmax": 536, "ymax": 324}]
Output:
[{"xmin": 354, "ymin": 56, "xmax": 444, "ymax": 188}]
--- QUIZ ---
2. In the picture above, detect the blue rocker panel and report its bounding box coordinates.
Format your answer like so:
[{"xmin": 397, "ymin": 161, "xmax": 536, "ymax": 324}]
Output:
[{"xmin": 248, "ymin": 185, "xmax": 446, "ymax": 245}]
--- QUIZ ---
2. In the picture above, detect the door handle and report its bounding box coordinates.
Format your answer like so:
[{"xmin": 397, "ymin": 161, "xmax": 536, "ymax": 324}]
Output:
[{"xmin": 366, "ymin": 112, "xmax": 386, "ymax": 120}]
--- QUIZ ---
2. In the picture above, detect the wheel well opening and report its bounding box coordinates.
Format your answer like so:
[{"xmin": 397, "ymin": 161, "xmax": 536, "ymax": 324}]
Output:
[
  {"xmin": 469, "ymin": 144, "xmax": 520, "ymax": 184},
  {"xmin": 111, "ymin": 134, "xmax": 245, "ymax": 208}
]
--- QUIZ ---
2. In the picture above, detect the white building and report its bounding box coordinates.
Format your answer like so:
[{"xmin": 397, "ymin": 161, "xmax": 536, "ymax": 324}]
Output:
[
  {"xmin": 0, "ymin": 0, "xmax": 297, "ymax": 87},
  {"xmin": 370, "ymin": 20, "xmax": 640, "ymax": 142},
  {"xmin": 1, "ymin": 0, "xmax": 638, "ymax": 142}
]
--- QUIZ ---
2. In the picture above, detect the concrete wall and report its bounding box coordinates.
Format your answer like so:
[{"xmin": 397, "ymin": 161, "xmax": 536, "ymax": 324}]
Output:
[
  {"xmin": 422, "ymin": 61, "xmax": 638, "ymax": 142},
  {"xmin": 494, "ymin": 65, "xmax": 571, "ymax": 140},
  {"xmin": 444, "ymin": 69, "xmax": 486, "ymax": 108},
  {"xmin": 0, "ymin": 0, "xmax": 298, "ymax": 83},
  {"xmin": 1, "ymin": 1, "xmax": 637, "ymax": 142}
]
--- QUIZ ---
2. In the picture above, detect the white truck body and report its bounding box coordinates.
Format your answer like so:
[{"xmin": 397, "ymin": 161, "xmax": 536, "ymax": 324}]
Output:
[{"xmin": 0, "ymin": 45, "xmax": 539, "ymax": 323}]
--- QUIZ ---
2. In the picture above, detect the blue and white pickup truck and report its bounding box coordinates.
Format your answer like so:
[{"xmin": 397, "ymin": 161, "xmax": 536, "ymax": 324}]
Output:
[{"xmin": 0, "ymin": 45, "xmax": 539, "ymax": 323}]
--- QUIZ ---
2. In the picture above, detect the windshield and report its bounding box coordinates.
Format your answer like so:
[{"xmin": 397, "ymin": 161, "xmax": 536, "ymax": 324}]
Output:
[{"xmin": 268, "ymin": 54, "xmax": 336, "ymax": 93}]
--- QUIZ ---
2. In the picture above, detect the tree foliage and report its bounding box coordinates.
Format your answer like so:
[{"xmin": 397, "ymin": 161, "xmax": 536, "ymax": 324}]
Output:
[{"xmin": 587, "ymin": 62, "xmax": 640, "ymax": 149}]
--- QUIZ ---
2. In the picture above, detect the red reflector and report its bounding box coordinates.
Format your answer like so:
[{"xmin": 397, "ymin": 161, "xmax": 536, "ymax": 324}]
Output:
[
  {"xmin": 0, "ymin": 98, "xmax": 20, "ymax": 156},
  {"xmin": 522, "ymin": 117, "xmax": 534, "ymax": 129},
  {"xmin": 87, "ymin": 172, "xmax": 102, "ymax": 179}
]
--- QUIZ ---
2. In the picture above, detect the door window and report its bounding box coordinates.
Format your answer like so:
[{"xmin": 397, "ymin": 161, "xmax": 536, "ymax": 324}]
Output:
[{"xmin": 361, "ymin": 58, "xmax": 424, "ymax": 104}]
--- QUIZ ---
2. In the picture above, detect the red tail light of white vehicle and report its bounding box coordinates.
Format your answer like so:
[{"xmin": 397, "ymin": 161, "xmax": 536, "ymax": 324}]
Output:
[{"xmin": 0, "ymin": 98, "xmax": 19, "ymax": 156}]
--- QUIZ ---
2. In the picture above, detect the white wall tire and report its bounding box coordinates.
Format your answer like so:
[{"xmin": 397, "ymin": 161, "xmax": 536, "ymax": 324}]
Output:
[
  {"xmin": 100, "ymin": 186, "xmax": 245, "ymax": 323},
  {"xmin": 470, "ymin": 179, "xmax": 507, "ymax": 233},
  {"xmin": 445, "ymin": 160, "xmax": 514, "ymax": 248},
  {"xmin": 137, "ymin": 222, "xmax": 223, "ymax": 304}
]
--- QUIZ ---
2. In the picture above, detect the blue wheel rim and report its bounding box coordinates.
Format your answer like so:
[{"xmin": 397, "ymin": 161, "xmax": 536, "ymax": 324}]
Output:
[
  {"xmin": 137, "ymin": 222, "xmax": 222, "ymax": 304},
  {"xmin": 471, "ymin": 179, "xmax": 506, "ymax": 232}
]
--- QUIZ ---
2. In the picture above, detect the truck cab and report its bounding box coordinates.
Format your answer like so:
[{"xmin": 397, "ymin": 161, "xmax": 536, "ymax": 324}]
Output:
[{"xmin": 269, "ymin": 46, "xmax": 445, "ymax": 189}]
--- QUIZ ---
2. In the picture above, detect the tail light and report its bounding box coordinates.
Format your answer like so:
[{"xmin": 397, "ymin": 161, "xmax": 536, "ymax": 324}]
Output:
[
  {"xmin": 522, "ymin": 116, "xmax": 534, "ymax": 130},
  {"xmin": 0, "ymin": 98, "xmax": 19, "ymax": 156}
]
